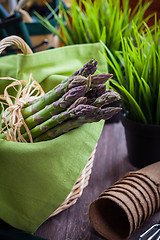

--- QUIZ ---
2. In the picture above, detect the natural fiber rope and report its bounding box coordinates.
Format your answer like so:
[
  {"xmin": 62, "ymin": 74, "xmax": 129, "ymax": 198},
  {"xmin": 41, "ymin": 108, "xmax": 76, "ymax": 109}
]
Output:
[{"xmin": 0, "ymin": 74, "xmax": 44, "ymax": 142}]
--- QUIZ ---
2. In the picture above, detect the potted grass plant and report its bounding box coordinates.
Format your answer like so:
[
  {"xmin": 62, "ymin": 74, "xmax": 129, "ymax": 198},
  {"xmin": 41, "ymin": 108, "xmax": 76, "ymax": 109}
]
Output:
[
  {"xmin": 103, "ymin": 18, "xmax": 160, "ymax": 169},
  {"xmin": 35, "ymin": 0, "xmax": 152, "ymax": 72},
  {"xmin": 35, "ymin": 0, "xmax": 152, "ymax": 124}
]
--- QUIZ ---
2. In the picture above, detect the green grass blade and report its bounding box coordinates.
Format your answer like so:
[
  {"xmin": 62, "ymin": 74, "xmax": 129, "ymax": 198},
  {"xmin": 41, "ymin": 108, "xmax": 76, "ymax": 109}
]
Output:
[
  {"xmin": 101, "ymin": 41, "xmax": 124, "ymax": 84},
  {"xmin": 120, "ymin": 86, "xmax": 147, "ymax": 123},
  {"xmin": 58, "ymin": 1, "xmax": 72, "ymax": 34},
  {"xmin": 34, "ymin": 12, "xmax": 68, "ymax": 45},
  {"xmin": 46, "ymin": 2, "xmax": 73, "ymax": 44}
]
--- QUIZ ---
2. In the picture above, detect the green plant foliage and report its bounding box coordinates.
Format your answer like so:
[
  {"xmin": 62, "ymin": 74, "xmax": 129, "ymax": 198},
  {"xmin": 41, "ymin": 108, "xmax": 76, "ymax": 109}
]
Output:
[
  {"xmin": 36, "ymin": 0, "xmax": 151, "ymax": 54},
  {"xmin": 103, "ymin": 18, "xmax": 160, "ymax": 125}
]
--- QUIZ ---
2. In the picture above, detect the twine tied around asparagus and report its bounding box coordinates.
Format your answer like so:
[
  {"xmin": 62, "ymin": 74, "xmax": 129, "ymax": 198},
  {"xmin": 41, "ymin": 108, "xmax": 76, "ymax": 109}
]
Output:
[{"xmin": 0, "ymin": 74, "xmax": 44, "ymax": 143}]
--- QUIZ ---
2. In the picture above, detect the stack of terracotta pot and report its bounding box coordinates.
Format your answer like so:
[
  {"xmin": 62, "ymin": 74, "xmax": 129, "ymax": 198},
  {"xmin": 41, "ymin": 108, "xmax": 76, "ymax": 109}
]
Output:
[{"xmin": 89, "ymin": 162, "xmax": 160, "ymax": 240}]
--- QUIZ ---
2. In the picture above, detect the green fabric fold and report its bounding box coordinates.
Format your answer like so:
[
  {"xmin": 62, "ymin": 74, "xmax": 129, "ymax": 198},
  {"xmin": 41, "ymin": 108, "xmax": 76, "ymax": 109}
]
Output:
[{"xmin": 0, "ymin": 43, "xmax": 106, "ymax": 233}]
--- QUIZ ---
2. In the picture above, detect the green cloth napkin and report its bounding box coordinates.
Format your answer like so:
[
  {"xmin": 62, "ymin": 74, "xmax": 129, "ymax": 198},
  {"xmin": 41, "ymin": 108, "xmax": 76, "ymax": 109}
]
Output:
[{"xmin": 0, "ymin": 43, "xmax": 107, "ymax": 233}]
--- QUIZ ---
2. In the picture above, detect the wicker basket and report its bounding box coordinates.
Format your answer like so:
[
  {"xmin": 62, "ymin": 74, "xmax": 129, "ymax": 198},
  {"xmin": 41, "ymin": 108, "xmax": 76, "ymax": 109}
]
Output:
[
  {"xmin": 50, "ymin": 146, "xmax": 96, "ymax": 217},
  {"xmin": 0, "ymin": 35, "xmax": 97, "ymax": 217}
]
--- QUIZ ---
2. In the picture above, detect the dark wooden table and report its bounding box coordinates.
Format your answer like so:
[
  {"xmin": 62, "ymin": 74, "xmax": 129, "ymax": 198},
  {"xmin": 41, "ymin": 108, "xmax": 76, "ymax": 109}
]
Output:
[{"xmin": 34, "ymin": 122, "xmax": 160, "ymax": 240}]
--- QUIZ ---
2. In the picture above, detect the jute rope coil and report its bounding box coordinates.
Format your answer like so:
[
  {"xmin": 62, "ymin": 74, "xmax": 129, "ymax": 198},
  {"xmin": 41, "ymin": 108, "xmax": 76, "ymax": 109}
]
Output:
[{"xmin": 0, "ymin": 35, "xmax": 97, "ymax": 216}]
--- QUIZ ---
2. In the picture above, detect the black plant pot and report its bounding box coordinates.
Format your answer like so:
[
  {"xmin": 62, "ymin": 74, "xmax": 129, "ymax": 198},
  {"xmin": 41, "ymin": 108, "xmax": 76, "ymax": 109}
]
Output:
[{"xmin": 121, "ymin": 115, "xmax": 160, "ymax": 169}]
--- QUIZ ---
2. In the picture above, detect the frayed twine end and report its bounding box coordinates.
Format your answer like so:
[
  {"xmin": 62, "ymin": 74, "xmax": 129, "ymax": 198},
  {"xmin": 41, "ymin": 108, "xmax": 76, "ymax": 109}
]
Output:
[{"xmin": 0, "ymin": 74, "xmax": 44, "ymax": 143}]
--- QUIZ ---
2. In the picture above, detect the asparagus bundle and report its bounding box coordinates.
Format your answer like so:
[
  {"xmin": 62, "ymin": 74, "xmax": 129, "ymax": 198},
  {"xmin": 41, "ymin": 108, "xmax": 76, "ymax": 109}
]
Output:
[
  {"xmin": 22, "ymin": 90, "xmax": 120, "ymax": 142},
  {"xmin": 33, "ymin": 107, "xmax": 121, "ymax": 142},
  {"xmin": 1, "ymin": 60, "xmax": 121, "ymax": 142},
  {"xmin": 22, "ymin": 84, "xmax": 88, "ymax": 131},
  {"xmin": 21, "ymin": 59, "xmax": 97, "ymax": 119}
]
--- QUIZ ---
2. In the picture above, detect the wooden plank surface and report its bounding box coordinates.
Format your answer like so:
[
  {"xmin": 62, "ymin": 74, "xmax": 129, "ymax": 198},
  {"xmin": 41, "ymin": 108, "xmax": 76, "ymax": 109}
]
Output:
[{"xmin": 34, "ymin": 122, "xmax": 160, "ymax": 240}]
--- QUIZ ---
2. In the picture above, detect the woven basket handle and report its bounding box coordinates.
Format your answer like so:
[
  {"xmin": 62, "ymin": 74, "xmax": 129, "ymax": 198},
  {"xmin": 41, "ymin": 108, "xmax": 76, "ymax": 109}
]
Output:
[{"xmin": 0, "ymin": 35, "xmax": 33, "ymax": 55}]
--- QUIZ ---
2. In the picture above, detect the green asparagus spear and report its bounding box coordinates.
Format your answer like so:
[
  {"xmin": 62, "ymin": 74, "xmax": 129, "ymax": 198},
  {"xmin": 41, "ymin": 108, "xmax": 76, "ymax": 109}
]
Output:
[
  {"xmin": 23, "ymin": 85, "xmax": 87, "ymax": 131},
  {"xmin": 92, "ymin": 90, "xmax": 120, "ymax": 107},
  {"xmin": 22, "ymin": 99, "xmax": 96, "ymax": 141},
  {"xmin": 86, "ymin": 84, "xmax": 106, "ymax": 104},
  {"xmin": 67, "ymin": 97, "xmax": 87, "ymax": 110},
  {"xmin": 34, "ymin": 107, "xmax": 121, "ymax": 142},
  {"xmin": 23, "ymin": 59, "xmax": 97, "ymax": 109},
  {"xmin": 72, "ymin": 59, "xmax": 97, "ymax": 77},
  {"xmin": 91, "ymin": 73, "xmax": 113, "ymax": 86},
  {"xmin": 21, "ymin": 75, "xmax": 89, "ymax": 119},
  {"xmin": 22, "ymin": 72, "xmax": 110, "ymax": 116}
]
